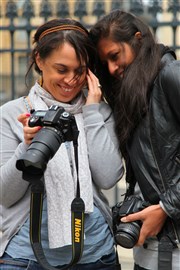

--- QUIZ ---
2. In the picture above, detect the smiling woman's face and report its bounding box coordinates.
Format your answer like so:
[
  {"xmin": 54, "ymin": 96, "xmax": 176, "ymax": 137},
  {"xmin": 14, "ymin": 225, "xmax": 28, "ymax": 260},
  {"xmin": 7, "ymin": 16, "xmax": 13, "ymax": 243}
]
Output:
[
  {"xmin": 97, "ymin": 38, "xmax": 135, "ymax": 79},
  {"xmin": 36, "ymin": 42, "xmax": 87, "ymax": 103}
]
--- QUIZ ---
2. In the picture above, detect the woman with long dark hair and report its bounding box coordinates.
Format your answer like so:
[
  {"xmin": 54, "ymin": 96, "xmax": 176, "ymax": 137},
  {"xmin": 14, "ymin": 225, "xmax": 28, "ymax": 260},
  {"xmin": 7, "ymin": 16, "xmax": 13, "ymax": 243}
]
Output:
[{"xmin": 90, "ymin": 10, "xmax": 180, "ymax": 270}]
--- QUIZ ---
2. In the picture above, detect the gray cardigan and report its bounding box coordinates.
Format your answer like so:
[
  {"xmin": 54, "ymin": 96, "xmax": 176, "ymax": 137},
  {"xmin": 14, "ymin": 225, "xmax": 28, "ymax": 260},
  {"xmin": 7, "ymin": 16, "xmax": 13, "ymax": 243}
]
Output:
[{"xmin": 0, "ymin": 95, "xmax": 124, "ymax": 256}]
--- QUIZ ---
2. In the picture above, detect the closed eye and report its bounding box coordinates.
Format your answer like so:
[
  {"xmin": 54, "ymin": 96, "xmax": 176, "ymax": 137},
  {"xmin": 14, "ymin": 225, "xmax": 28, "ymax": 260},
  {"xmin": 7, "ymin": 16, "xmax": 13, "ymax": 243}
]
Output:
[
  {"xmin": 110, "ymin": 52, "xmax": 119, "ymax": 61},
  {"xmin": 57, "ymin": 69, "xmax": 67, "ymax": 74}
]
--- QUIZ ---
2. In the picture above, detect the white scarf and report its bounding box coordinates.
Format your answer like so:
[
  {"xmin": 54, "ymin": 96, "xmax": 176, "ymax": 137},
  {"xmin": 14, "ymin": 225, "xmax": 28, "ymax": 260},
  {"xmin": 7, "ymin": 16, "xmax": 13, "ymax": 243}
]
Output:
[{"xmin": 28, "ymin": 82, "xmax": 94, "ymax": 248}]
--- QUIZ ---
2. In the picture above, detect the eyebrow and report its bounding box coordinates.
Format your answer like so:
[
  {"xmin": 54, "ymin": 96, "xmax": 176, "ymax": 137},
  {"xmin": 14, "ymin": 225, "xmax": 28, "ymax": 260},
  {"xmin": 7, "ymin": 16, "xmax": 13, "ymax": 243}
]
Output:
[
  {"xmin": 54, "ymin": 63, "xmax": 67, "ymax": 68},
  {"xmin": 54, "ymin": 63, "xmax": 87, "ymax": 69}
]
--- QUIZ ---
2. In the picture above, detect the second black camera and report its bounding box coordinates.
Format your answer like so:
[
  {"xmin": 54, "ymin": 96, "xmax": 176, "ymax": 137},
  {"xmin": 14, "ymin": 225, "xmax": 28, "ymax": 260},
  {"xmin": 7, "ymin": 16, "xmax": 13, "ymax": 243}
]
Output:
[{"xmin": 112, "ymin": 195, "xmax": 150, "ymax": 248}]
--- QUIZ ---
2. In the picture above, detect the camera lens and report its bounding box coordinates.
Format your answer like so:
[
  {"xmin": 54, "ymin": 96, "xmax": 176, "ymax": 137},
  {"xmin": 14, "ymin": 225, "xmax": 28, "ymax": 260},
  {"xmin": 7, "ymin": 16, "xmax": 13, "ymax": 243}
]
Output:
[
  {"xmin": 115, "ymin": 221, "xmax": 141, "ymax": 248},
  {"xmin": 16, "ymin": 127, "xmax": 63, "ymax": 175}
]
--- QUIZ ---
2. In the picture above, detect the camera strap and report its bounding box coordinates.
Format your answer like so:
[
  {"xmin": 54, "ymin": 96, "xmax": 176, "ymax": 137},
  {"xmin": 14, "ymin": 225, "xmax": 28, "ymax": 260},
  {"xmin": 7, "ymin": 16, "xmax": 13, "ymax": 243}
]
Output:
[
  {"xmin": 29, "ymin": 138, "xmax": 85, "ymax": 270},
  {"xmin": 158, "ymin": 235, "xmax": 173, "ymax": 270}
]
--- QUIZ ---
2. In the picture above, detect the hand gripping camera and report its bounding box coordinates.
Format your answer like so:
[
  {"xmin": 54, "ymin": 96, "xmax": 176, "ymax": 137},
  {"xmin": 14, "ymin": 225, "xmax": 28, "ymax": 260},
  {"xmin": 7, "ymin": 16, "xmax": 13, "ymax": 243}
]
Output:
[
  {"xmin": 112, "ymin": 195, "xmax": 150, "ymax": 249},
  {"xmin": 16, "ymin": 105, "xmax": 79, "ymax": 177}
]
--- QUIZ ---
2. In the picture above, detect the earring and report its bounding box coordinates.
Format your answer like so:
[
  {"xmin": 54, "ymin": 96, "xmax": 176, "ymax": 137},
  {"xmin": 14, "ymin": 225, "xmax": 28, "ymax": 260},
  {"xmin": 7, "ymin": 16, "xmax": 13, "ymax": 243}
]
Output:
[{"xmin": 39, "ymin": 71, "xmax": 43, "ymax": 87}]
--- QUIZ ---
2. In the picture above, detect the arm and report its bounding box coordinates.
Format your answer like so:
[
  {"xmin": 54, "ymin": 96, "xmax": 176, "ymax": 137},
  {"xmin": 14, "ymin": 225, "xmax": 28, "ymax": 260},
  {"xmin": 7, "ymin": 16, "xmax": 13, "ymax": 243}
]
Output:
[
  {"xmin": 0, "ymin": 100, "xmax": 29, "ymax": 207},
  {"xmin": 161, "ymin": 60, "xmax": 180, "ymax": 122},
  {"xmin": 0, "ymin": 99, "xmax": 40, "ymax": 207},
  {"xmin": 158, "ymin": 60, "xmax": 180, "ymax": 220},
  {"xmin": 82, "ymin": 69, "xmax": 124, "ymax": 189},
  {"xmin": 120, "ymin": 61, "xmax": 180, "ymax": 245},
  {"xmin": 82, "ymin": 102, "xmax": 124, "ymax": 189}
]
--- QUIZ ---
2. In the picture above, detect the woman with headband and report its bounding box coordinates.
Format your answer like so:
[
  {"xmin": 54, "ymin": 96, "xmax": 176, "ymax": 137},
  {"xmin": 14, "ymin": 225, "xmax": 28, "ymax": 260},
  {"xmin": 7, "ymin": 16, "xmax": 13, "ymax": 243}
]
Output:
[{"xmin": 0, "ymin": 19, "xmax": 124, "ymax": 269}]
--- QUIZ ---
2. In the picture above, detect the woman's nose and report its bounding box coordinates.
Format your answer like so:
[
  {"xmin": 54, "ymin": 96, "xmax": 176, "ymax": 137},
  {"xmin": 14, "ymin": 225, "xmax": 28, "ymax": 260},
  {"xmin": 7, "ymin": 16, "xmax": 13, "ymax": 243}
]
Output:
[
  {"xmin": 108, "ymin": 61, "xmax": 118, "ymax": 76},
  {"xmin": 63, "ymin": 72, "xmax": 76, "ymax": 84}
]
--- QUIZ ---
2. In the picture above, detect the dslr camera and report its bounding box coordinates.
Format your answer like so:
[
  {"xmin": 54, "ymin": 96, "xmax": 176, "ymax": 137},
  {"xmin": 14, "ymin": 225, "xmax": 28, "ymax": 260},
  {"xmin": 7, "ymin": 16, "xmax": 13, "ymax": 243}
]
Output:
[
  {"xmin": 112, "ymin": 195, "xmax": 150, "ymax": 248},
  {"xmin": 16, "ymin": 105, "xmax": 79, "ymax": 177}
]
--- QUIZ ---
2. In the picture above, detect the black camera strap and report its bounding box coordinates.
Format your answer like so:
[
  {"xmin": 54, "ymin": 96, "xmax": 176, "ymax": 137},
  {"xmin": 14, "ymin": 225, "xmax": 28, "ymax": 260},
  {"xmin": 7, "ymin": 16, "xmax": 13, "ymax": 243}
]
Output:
[
  {"xmin": 158, "ymin": 235, "xmax": 173, "ymax": 270},
  {"xmin": 29, "ymin": 138, "xmax": 85, "ymax": 270}
]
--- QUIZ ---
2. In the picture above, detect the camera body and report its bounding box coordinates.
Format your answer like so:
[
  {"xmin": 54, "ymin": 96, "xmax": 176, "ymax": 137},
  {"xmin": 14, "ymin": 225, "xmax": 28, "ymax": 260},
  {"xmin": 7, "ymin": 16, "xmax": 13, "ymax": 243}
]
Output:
[
  {"xmin": 112, "ymin": 195, "xmax": 149, "ymax": 248},
  {"xmin": 16, "ymin": 105, "xmax": 79, "ymax": 177},
  {"xmin": 28, "ymin": 105, "xmax": 77, "ymax": 142}
]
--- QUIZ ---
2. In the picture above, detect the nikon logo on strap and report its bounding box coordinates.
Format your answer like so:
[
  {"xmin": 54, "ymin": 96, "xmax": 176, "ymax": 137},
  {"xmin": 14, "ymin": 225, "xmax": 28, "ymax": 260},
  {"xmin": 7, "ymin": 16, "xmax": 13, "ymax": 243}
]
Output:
[{"xmin": 75, "ymin": 218, "xmax": 81, "ymax": 243}]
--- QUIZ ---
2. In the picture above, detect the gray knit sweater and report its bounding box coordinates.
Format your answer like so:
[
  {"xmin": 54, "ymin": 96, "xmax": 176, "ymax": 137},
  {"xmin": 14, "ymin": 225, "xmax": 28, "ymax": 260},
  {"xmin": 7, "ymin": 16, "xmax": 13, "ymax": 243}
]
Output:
[{"xmin": 0, "ymin": 93, "xmax": 124, "ymax": 256}]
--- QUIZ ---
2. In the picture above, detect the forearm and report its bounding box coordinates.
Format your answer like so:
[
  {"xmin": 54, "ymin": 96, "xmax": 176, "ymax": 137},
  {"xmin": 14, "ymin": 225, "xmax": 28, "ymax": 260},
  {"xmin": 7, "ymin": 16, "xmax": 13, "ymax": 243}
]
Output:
[
  {"xmin": 82, "ymin": 102, "xmax": 124, "ymax": 189},
  {"xmin": 0, "ymin": 142, "xmax": 29, "ymax": 207},
  {"xmin": 0, "ymin": 103, "xmax": 30, "ymax": 207},
  {"xmin": 159, "ymin": 183, "xmax": 180, "ymax": 221}
]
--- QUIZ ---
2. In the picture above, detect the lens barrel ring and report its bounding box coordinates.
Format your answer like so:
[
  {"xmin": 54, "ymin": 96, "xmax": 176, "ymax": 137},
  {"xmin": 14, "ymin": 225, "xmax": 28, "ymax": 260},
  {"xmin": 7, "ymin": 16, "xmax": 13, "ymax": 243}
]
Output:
[{"xmin": 115, "ymin": 221, "xmax": 141, "ymax": 248}]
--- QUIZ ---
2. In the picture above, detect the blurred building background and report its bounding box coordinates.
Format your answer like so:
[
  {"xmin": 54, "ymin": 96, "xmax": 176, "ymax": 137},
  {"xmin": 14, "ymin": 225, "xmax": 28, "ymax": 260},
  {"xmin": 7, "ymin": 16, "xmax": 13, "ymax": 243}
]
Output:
[{"xmin": 0, "ymin": 0, "xmax": 180, "ymax": 210}]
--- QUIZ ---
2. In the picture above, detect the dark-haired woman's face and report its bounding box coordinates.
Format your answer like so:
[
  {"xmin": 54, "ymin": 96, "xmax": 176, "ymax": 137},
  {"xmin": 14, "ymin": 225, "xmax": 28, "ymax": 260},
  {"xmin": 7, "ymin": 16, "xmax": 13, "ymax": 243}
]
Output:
[
  {"xmin": 97, "ymin": 38, "xmax": 135, "ymax": 79},
  {"xmin": 36, "ymin": 42, "xmax": 87, "ymax": 102}
]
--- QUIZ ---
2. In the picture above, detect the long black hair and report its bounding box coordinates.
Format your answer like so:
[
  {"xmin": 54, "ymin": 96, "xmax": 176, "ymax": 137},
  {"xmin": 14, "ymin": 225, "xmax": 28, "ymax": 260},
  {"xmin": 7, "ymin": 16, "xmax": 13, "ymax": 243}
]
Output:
[{"xmin": 90, "ymin": 10, "xmax": 162, "ymax": 156}]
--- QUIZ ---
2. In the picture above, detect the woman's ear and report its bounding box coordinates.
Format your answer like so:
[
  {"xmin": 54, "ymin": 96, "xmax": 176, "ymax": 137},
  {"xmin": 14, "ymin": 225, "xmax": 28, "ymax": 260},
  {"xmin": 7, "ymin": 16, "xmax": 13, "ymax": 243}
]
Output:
[
  {"xmin": 135, "ymin": 31, "xmax": 142, "ymax": 40},
  {"xmin": 35, "ymin": 53, "xmax": 43, "ymax": 71}
]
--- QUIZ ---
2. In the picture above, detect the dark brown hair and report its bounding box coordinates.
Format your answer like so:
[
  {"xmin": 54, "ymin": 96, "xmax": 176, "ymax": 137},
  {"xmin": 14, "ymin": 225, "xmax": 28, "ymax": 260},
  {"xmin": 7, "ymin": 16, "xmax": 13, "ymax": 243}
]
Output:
[
  {"xmin": 90, "ymin": 10, "xmax": 162, "ymax": 156},
  {"xmin": 26, "ymin": 18, "xmax": 96, "ymax": 82}
]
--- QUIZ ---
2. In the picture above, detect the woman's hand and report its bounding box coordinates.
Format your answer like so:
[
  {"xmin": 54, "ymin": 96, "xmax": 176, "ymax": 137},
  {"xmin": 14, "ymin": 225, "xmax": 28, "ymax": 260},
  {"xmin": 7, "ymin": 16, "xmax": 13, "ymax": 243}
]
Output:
[
  {"xmin": 85, "ymin": 69, "xmax": 102, "ymax": 105},
  {"xmin": 120, "ymin": 204, "xmax": 168, "ymax": 246},
  {"xmin": 17, "ymin": 113, "xmax": 41, "ymax": 145}
]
